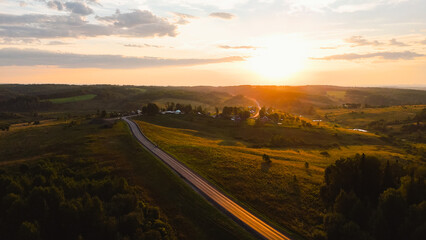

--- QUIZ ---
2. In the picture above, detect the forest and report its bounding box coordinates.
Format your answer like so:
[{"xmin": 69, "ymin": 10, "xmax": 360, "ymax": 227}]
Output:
[
  {"xmin": 320, "ymin": 154, "xmax": 425, "ymax": 240},
  {"xmin": 0, "ymin": 157, "xmax": 173, "ymax": 240}
]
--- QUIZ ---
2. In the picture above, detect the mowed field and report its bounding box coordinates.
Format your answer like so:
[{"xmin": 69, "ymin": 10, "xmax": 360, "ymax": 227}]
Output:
[
  {"xmin": 0, "ymin": 119, "xmax": 254, "ymax": 240},
  {"xmin": 46, "ymin": 94, "xmax": 97, "ymax": 103},
  {"xmin": 134, "ymin": 114, "xmax": 421, "ymax": 238}
]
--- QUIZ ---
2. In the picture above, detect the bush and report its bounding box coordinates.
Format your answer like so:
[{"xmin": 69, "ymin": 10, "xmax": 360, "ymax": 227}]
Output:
[
  {"xmin": 262, "ymin": 154, "xmax": 271, "ymax": 163},
  {"xmin": 320, "ymin": 151, "xmax": 330, "ymax": 158}
]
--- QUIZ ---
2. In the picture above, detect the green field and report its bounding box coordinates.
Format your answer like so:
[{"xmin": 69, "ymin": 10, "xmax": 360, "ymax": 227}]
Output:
[
  {"xmin": 134, "ymin": 114, "xmax": 423, "ymax": 239},
  {"xmin": 0, "ymin": 119, "xmax": 254, "ymax": 240},
  {"xmin": 326, "ymin": 91, "xmax": 346, "ymax": 100},
  {"xmin": 317, "ymin": 105, "xmax": 424, "ymax": 129},
  {"xmin": 47, "ymin": 94, "xmax": 97, "ymax": 104}
]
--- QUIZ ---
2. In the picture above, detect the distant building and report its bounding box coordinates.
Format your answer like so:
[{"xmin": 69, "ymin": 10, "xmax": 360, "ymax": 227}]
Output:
[
  {"xmin": 260, "ymin": 116, "xmax": 270, "ymax": 123},
  {"xmin": 343, "ymin": 103, "xmax": 361, "ymax": 109},
  {"xmin": 161, "ymin": 110, "xmax": 182, "ymax": 115}
]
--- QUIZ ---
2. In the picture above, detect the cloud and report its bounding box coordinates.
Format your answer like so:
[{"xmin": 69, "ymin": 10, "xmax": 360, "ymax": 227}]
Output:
[
  {"xmin": 345, "ymin": 36, "xmax": 382, "ymax": 47},
  {"xmin": 0, "ymin": 38, "xmax": 41, "ymax": 45},
  {"xmin": 389, "ymin": 38, "xmax": 409, "ymax": 46},
  {"xmin": 0, "ymin": 37, "xmax": 69, "ymax": 46},
  {"xmin": 333, "ymin": 2, "xmax": 380, "ymax": 13},
  {"xmin": 46, "ymin": 0, "xmax": 98, "ymax": 13},
  {"xmin": 157, "ymin": 0, "xmax": 248, "ymax": 10},
  {"xmin": 0, "ymin": 48, "xmax": 245, "ymax": 68},
  {"xmin": 47, "ymin": 40, "xmax": 70, "ymax": 45},
  {"xmin": 218, "ymin": 45, "xmax": 257, "ymax": 49},
  {"xmin": 173, "ymin": 12, "xmax": 196, "ymax": 19},
  {"xmin": 96, "ymin": 10, "xmax": 177, "ymax": 37},
  {"xmin": 172, "ymin": 12, "xmax": 196, "ymax": 25},
  {"xmin": 86, "ymin": 0, "xmax": 101, "ymax": 6},
  {"xmin": 0, "ymin": 10, "xmax": 177, "ymax": 38},
  {"xmin": 311, "ymin": 51, "xmax": 424, "ymax": 61},
  {"xmin": 64, "ymin": 2, "xmax": 93, "ymax": 16},
  {"xmin": 286, "ymin": 0, "xmax": 409, "ymax": 13},
  {"xmin": 47, "ymin": 1, "xmax": 94, "ymax": 15},
  {"xmin": 19, "ymin": 1, "xmax": 27, "ymax": 7},
  {"xmin": 47, "ymin": 1, "xmax": 64, "ymax": 11},
  {"xmin": 124, "ymin": 43, "xmax": 164, "ymax": 48},
  {"xmin": 209, "ymin": 12, "xmax": 235, "ymax": 20},
  {"xmin": 420, "ymin": 39, "xmax": 426, "ymax": 45}
]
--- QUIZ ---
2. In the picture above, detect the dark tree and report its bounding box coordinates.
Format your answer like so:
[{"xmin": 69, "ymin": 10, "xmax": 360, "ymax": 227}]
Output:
[
  {"xmin": 262, "ymin": 154, "xmax": 271, "ymax": 163},
  {"xmin": 320, "ymin": 151, "xmax": 330, "ymax": 158},
  {"xmin": 222, "ymin": 106, "xmax": 233, "ymax": 118},
  {"xmin": 259, "ymin": 107, "xmax": 266, "ymax": 118},
  {"xmin": 239, "ymin": 110, "xmax": 250, "ymax": 121},
  {"xmin": 145, "ymin": 103, "xmax": 159, "ymax": 115}
]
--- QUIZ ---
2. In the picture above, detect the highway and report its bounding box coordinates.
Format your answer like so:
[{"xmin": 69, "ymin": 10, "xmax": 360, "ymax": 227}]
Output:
[{"xmin": 123, "ymin": 117, "xmax": 291, "ymax": 240}]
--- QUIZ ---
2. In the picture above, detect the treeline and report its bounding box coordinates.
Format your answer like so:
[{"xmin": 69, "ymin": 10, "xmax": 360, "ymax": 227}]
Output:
[
  {"xmin": 221, "ymin": 106, "xmax": 250, "ymax": 120},
  {"xmin": 140, "ymin": 102, "xmax": 206, "ymax": 115},
  {"xmin": 317, "ymin": 154, "xmax": 425, "ymax": 240},
  {"xmin": 164, "ymin": 102, "xmax": 204, "ymax": 114},
  {"xmin": 345, "ymin": 89, "xmax": 426, "ymax": 106},
  {"xmin": 0, "ymin": 85, "xmax": 233, "ymax": 113},
  {"xmin": 0, "ymin": 158, "xmax": 173, "ymax": 240},
  {"xmin": 137, "ymin": 89, "xmax": 228, "ymax": 106},
  {"xmin": 0, "ymin": 96, "xmax": 53, "ymax": 112}
]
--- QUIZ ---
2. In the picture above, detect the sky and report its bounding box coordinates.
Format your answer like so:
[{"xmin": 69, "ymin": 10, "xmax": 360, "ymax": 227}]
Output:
[{"xmin": 0, "ymin": 0, "xmax": 425, "ymax": 86}]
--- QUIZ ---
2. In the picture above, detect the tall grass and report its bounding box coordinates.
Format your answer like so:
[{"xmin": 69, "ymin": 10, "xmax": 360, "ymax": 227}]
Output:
[{"xmin": 135, "ymin": 115, "xmax": 421, "ymax": 238}]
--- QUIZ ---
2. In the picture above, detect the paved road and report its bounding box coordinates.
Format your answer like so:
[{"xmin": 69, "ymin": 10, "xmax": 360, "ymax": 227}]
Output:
[
  {"xmin": 123, "ymin": 117, "xmax": 291, "ymax": 240},
  {"xmin": 247, "ymin": 97, "xmax": 262, "ymax": 118}
]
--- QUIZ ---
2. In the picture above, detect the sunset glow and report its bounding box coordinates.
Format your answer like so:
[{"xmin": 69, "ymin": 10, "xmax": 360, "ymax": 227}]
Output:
[
  {"xmin": 248, "ymin": 37, "xmax": 308, "ymax": 80},
  {"xmin": 0, "ymin": 0, "xmax": 425, "ymax": 86}
]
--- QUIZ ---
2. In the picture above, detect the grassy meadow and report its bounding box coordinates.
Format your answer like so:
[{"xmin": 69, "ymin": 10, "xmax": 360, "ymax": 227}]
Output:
[
  {"xmin": 316, "ymin": 105, "xmax": 425, "ymax": 129},
  {"xmin": 134, "ymin": 113, "xmax": 423, "ymax": 239},
  {"xmin": 45, "ymin": 94, "xmax": 97, "ymax": 104}
]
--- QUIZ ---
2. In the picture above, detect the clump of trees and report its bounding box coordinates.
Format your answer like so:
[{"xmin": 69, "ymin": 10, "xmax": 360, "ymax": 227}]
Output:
[
  {"xmin": 0, "ymin": 123, "xmax": 10, "ymax": 131},
  {"xmin": 142, "ymin": 103, "xmax": 160, "ymax": 115},
  {"xmin": 0, "ymin": 96, "xmax": 52, "ymax": 112},
  {"xmin": 0, "ymin": 158, "xmax": 173, "ymax": 240},
  {"xmin": 318, "ymin": 154, "xmax": 425, "ymax": 240},
  {"xmin": 164, "ymin": 102, "xmax": 202, "ymax": 114},
  {"xmin": 221, "ymin": 106, "xmax": 250, "ymax": 120}
]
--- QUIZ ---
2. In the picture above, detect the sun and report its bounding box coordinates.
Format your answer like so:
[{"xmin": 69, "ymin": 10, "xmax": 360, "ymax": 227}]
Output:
[{"xmin": 248, "ymin": 37, "xmax": 308, "ymax": 80}]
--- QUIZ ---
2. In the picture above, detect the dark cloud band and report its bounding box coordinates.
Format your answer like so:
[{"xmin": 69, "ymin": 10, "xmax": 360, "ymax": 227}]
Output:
[
  {"xmin": 0, "ymin": 9, "xmax": 177, "ymax": 39},
  {"xmin": 209, "ymin": 12, "xmax": 235, "ymax": 20},
  {"xmin": 312, "ymin": 51, "xmax": 424, "ymax": 60},
  {"xmin": 0, "ymin": 48, "xmax": 245, "ymax": 68}
]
